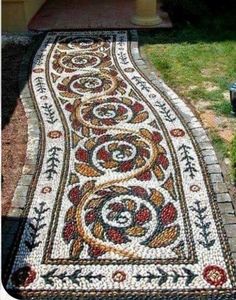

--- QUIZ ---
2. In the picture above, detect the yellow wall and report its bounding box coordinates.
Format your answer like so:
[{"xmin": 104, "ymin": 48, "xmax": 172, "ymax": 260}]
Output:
[{"xmin": 2, "ymin": 0, "xmax": 46, "ymax": 32}]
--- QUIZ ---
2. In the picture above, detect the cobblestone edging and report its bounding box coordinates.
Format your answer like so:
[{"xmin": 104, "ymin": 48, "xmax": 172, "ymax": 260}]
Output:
[
  {"xmin": 129, "ymin": 30, "xmax": 236, "ymax": 263},
  {"xmin": 2, "ymin": 36, "xmax": 44, "ymax": 265}
]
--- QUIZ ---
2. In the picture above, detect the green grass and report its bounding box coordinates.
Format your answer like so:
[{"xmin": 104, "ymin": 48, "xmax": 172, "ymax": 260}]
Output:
[
  {"xmin": 140, "ymin": 12, "xmax": 236, "ymax": 182},
  {"xmin": 140, "ymin": 15, "xmax": 236, "ymax": 116}
]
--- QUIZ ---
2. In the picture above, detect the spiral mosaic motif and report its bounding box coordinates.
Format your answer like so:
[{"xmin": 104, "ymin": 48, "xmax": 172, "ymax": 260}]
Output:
[{"xmin": 57, "ymin": 36, "xmax": 110, "ymax": 51}]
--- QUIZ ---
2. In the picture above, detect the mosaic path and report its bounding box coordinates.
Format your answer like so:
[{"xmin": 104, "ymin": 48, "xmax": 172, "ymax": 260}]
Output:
[{"xmin": 4, "ymin": 31, "xmax": 236, "ymax": 299}]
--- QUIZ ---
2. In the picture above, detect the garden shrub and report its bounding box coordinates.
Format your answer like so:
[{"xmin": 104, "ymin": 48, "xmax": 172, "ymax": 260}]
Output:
[{"xmin": 162, "ymin": 0, "xmax": 236, "ymax": 22}]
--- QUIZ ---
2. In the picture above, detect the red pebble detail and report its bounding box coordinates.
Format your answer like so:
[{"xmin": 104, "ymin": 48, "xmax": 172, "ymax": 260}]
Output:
[
  {"xmin": 88, "ymin": 246, "xmax": 106, "ymax": 257},
  {"xmin": 85, "ymin": 210, "xmax": 97, "ymax": 225},
  {"xmin": 65, "ymin": 103, "xmax": 74, "ymax": 112},
  {"xmin": 133, "ymin": 102, "xmax": 144, "ymax": 113},
  {"xmin": 75, "ymin": 148, "xmax": 89, "ymax": 162},
  {"xmin": 161, "ymin": 203, "xmax": 177, "ymax": 225},
  {"xmin": 69, "ymin": 186, "xmax": 80, "ymax": 205},
  {"xmin": 63, "ymin": 222, "xmax": 76, "ymax": 243},
  {"xmin": 152, "ymin": 131, "xmax": 163, "ymax": 143},
  {"xmin": 135, "ymin": 207, "xmax": 151, "ymax": 225},
  {"xmin": 97, "ymin": 148, "xmax": 111, "ymax": 161},
  {"xmin": 156, "ymin": 154, "xmax": 169, "ymax": 170},
  {"xmin": 131, "ymin": 186, "xmax": 148, "ymax": 198},
  {"xmin": 119, "ymin": 161, "xmax": 133, "ymax": 172},
  {"xmin": 136, "ymin": 170, "xmax": 152, "ymax": 181},
  {"xmin": 107, "ymin": 228, "xmax": 125, "ymax": 244},
  {"xmin": 203, "ymin": 265, "xmax": 227, "ymax": 287},
  {"xmin": 108, "ymin": 203, "xmax": 124, "ymax": 212}
]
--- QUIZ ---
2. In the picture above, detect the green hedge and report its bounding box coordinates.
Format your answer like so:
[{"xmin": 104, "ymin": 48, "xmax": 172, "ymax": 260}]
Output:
[{"xmin": 162, "ymin": 0, "xmax": 236, "ymax": 21}]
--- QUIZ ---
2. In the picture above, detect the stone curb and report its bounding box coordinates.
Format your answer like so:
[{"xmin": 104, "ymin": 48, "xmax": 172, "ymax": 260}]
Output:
[{"xmin": 129, "ymin": 30, "xmax": 236, "ymax": 263}]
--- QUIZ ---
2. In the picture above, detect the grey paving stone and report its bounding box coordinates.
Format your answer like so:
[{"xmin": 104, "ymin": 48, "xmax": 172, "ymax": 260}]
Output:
[
  {"xmin": 22, "ymin": 164, "xmax": 36, "ymax": 175},
  {"xmin": 25, "ymin": 157, "xmax": 38, "ymax": 165},
  {"xmin": 221, "ymin": 214, "xmax": 236, "ymax": 225},
  {"xmin": 191, "ymin": 128, "xmax": 206, "ymax": 137},
  {"xmin": 196, "ymin": 135, "xmax": 210, "ymax": 143},
  {"xmin": 213, "ymin": 182, "xmax": 228, "ymax": 194},
  {"xmin": 228, "ymin": 238, "xmax": 236, "ymax": 252},
  {"xmin": 204, "ymin": 155, "xmax": 218, "ymax": 165},
  {"xmin": 216, "ymin": 193, "xmax": 232, "ymax": 203},
  {"xmin": 11, "ymin": 197, "xmax": 27, "ymax": 209},
  {"xmin": 14, "ymin": 186, "xmax": 28, "ymax": 198},
  {"xmin": 20, "ymin": 85, "xmax": 31, "ymax": 98},
  {"xmin": 210, "ymin": 173, "xmax": 224, "ymax": 183},
  {"xmin": 135, "ymin": 59, "xmax": 145, "ymax": 66},
  {"xmin": 224, "ymin": 224, "xmax": 236, "ymax": 238},
  {"xmin": 201, "ymin": 149, "xmax": 216, "ymax": 157},
  {"xmin": 207, "ymin": 164, "xmax": 222, "ymax": 173},
  {"xmin": 2, "ymin": 236, "xmax": 15, "ymax": 263},
  {"xmin": 7, "ymin": 208, "xmax": 24, "ymax": 218},
  {"xmin": 218, "ymin": 203, "xmax": 234, "ymax": 214},
  {"xmin": 18, "ymin": 174, "xmax": 33, "ymax": 186},
  {"xmin": 232, "ymin": 253, "xmax": 236, "ymax": 264}
]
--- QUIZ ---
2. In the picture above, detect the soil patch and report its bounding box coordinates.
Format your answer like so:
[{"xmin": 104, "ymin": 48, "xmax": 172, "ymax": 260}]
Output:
[{"xmin": 2, "ymin": 44, "xmax": 28, "ymax": 215}]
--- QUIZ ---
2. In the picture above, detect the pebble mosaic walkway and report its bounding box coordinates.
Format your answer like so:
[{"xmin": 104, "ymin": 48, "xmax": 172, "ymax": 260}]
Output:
[{"xmin": 3, "ymin": 31, "xmax": 236, "ymax": 299}]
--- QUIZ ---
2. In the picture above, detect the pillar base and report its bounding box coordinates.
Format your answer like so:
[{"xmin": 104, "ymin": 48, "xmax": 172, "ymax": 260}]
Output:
[{"xmin": 131, "ymin": 15, "xmax": 162, "ymax": 27}]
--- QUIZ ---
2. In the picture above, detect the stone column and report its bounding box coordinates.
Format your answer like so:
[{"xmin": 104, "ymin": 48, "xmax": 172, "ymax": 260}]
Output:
[{"xmin": 132, "ymin": 0, "xmax": 162, "ymax": 27}]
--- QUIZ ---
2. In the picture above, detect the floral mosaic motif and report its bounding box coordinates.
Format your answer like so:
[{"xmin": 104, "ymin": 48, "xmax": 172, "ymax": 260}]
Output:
[
  {"xmin": 11, "ymin": 266, "xmax": 36, "ymax": 287},
  {"xmin": 41, "ymin": 268, "xmax": 104, "ymax": 286},
  {"xmin": 134, "ymin": 267, "xmax": 198, "ymax": 286},
  {"xmin": 45, "ymin": 146, "xmax": 62, "ymax": 180},
  {"xmin": 34, "ymin": 77, "xmax": 46, "ymax": 93},
  {"xmin": 57, "ymin": 69, "xmax": 127, "ymax": 98},
  {"xmin": 78, "ymin": 96, "xmax": 149, "ymax": 127},
  {"xmin": 63, "ymin": 183, "xmax": 179, "ymax": 259},
  {"xmin": 178, "ymin": 144, "xmax": 198, "ymax": 179},
  {"xmin": 190, "ymin": 200, "xmax": 215, "ymax": 250},
  {"xmin": 73, "ymin": 129, "xmax": 168, "ymax": 181},
  {"xmin": 24, "ymin": 202, "xmax": 49, "ymax": 251},
  {"xmin": 41, "ymin": 186, "xmax": 52, "ymax": 194},
  {"xmin": 47, "ymin": 130, "xmax": 62, "ymax": 139},
  {"xmin": 190, "ymin": 184, "xmax": 201, "ymax": 192},
  {"xmin": 57, "ymin": 36, "xmax": 110, "ymax": 52},
  {"xmin": 170, "ymin": 128, "xmax": 185, "ymax": 137},
  {"xmin": 112, "ymin": 271, "xmax": 127, "ymax": 282},
  {"xmin": 155, "ymin": 100, "xmax": 176, "ymax": 122},
  {"xmin": 66, "ymin": 96, "xmax": 150, "ymax": 137},
  {"xmin": 203, "ymin": 265, "xmax": 227, "ymax": 287},
  {"xmin": 74, "ymin": 133, "xmax": 151, "ymax": 177},
  {"xmin": 41, "ymin": 103, "xmax": 58, "ymax": 124},
  {"xmin": 132, "ymin": 76, "xmax": 151, "ymax": 92},
  {"xmin": 52, "ymin": 51, "xmax": 111, "ymax": 73}
]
